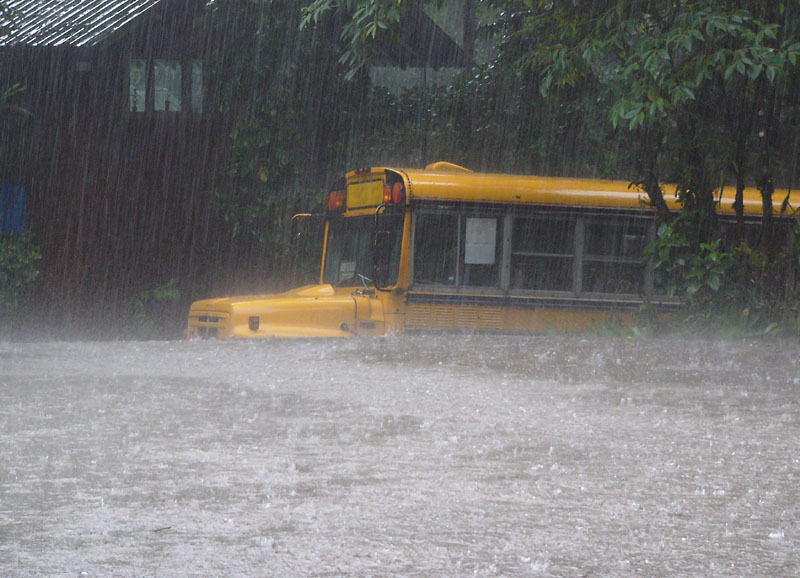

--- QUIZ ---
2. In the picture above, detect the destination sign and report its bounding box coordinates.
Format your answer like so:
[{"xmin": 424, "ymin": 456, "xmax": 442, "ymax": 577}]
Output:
[{"xmin": 347, "ymin": 179, "xmax": 384, "ymax": 210}]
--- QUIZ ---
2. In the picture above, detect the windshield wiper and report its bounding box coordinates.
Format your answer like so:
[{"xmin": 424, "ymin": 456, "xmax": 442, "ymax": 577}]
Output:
[
  {"xmin": 336, "ymin": 273, "xmax": 376, "ymax": 295},
  {"xmin": 335, "ymin": 273, "xmax": 372, "ymax": 288}
]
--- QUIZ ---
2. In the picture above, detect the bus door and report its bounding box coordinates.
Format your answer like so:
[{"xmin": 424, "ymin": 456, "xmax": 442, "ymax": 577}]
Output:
[
  {"xmin": 353, "ymin": 291, "xmax": 385, "ymax": 335},
  {"xmin": 352, "ymin": 203, "xmax": 403, "ymax": 335}
]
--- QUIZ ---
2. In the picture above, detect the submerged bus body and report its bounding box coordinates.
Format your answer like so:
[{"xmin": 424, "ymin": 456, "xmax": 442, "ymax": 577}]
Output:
[{"xmin": 186, "ymin": 162, "xmax": 796, "ymax": 338}]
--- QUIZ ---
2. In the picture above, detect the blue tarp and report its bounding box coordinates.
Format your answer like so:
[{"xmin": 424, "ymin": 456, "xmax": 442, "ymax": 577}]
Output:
[{"xmin": 0, "ymin": 184, "xmax": 26, "ymax": 234}]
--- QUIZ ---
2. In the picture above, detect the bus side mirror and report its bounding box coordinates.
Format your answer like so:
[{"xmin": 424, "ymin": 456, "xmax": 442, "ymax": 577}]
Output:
[
  {"xmin": 291, "ymin": 213, "xmax": 312, "ymax": 242},
  {"xmin": 290, "ymin": 213, "xmax": 326, "ymax": 286}
]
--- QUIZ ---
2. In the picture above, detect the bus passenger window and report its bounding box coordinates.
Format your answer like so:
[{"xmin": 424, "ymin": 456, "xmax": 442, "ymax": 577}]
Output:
[
  {"xmin": 582, "ymin": 219, "xmax": 646, "ymax": 294},
  {"xmin": 414, "ymin": 213, "xmax": 458, "ymax": 285},
  {"xmin": 511, "ymin": 216, "xmax": 574, "ymax": 291}
]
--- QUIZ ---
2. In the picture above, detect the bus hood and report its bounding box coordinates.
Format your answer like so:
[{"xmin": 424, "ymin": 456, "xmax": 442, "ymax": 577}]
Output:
[{"xmin": 187, "ymin": 284, "xmax": 358, "ymax": 338}]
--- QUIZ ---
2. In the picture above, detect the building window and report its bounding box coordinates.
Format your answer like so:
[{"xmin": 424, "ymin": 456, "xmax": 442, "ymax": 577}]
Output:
[
  {"xmin": 128, "ymin": 59, "xmax": 204, "ymax": 114},
  {"xmin": 154, "ymin": 60, "xmax": 182, "ymax": 111},
  {"xmin": 191, "ymin": 61, "xmax": 204, "ymax": 113},
  {"xmin": 129, "ymin": 59, "xmax": 147, "ymax": 112}
]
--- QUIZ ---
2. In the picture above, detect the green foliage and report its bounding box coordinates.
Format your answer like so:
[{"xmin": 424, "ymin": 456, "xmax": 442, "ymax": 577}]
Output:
[
  {"xmin": 647, "ymin": 212, "xmax": 735, "ymax": 305},
  {"xmin": 646, "ymin": 212, "xmax": 800, "ymax": 335},
  {"xmin": 647, "ymin": 214, "xmax": 734, "ymax": 307},
  {"xmin": 684, "ymin": 238, "xmax": 731, "ymax": 299},
  {"xmin": 647, "ymin": 215, "xmax": 691, "ymax": 296},
  {"xmin": 302, "ymin": 0, "xmax": 407, "ymax": 79},
  {"xmin": 1, "ymin": 65, "xmax": 28, "ymax": 134},
  {"xmin": 0, "ymin": 81, "xmax": 25, "ymax": 115},
  {"xmin": 0, "ymin": 232, "xmax": 41, "ymax": 311},
  {"xmin": 217, "ymin": 106, "xmax": 315, "ymax": 251},
  {"xmin": 203, "ymin": 0, "xmax": 338, "ymax": 276},
  {"xmin": 527, "ymin": 2, "xmax": 799, "ymax": 130},
  {"xmin": 129, "ymin": 279, "xmax": 181, "ymax": 339}
]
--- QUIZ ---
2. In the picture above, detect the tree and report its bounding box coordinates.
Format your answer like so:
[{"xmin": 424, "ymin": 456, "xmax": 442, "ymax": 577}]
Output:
[
  {"xmin": 523, "ymin": 1, "xmax": 800, "ymax": 237},
  {"xmin": 302, "ymin": 0, "xmax": 409, "ymax": 79},
  {"xmin": 200, "ymin": 0, "xmax": 373, "ymax": 285}
]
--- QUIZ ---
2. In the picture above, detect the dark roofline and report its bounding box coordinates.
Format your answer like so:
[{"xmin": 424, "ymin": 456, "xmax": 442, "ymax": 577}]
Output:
[
  {"xmin": 373, "ymin": 1, "xmax": 468, "ymax": 69},
  {"xmin": 1, "ymin": 0, "xmax": 468, "ymax": 70},
  {"xmin": 399, "ymin": 1, "xmax": 469, "ymax": 69}
]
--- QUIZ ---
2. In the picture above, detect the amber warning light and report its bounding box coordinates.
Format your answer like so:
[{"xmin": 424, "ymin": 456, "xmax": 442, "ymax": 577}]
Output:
[
  {"xmin": 383, "ymin": 182, "xmax": 406, "ymax": 205},
  {"xmin": 327, "ymin": 190, "xmax": 345, "ymax": 211}
]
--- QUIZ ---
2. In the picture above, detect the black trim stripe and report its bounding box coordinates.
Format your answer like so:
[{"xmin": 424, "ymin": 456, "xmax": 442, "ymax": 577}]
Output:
[{"xmin": 406, "ymin": 291, "xmax": 681, "ymax": 312}]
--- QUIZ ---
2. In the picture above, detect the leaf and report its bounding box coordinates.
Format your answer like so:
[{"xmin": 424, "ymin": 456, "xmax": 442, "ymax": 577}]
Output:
[
  {"xmin": 724, "ymin": 63, "xmax": 736, "ymax": 80},
  {"xmin": 540, "ymin": 73, "xmax": 552, "ymax": 97}
]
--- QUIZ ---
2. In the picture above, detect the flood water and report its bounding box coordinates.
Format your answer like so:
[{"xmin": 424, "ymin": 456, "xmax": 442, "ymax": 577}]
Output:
[{"xmin": 1, "ymin": 335, "xmax": 798, "ymax": 577}]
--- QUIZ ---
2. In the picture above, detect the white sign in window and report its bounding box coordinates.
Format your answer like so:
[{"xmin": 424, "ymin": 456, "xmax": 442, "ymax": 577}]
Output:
[
  {"xmin": 339, "ymin": 261, "xmax": 356, "ymax": 279},
  {"xmin": 465, "ymin": 218, "xmax": 497, "ymax": 264}
]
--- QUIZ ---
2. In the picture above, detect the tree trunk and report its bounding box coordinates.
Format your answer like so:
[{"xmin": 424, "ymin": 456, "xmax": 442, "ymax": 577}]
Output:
[
  {"xmin": 731, "ymin": 80, "xmax": 752, "ymax": 244},
  {"xmin": 643, "ymin": 170, "xmax": 672, "ymax": 224},
  {"xmin": 759, "ymin": 174, "xmax": 775, "ymax": 256},
  {"xmin": 733, "ymin": 173, "xmax": 745, "ymax": 243},
  {"xmin": 757, "ymin": 83, "xmax": 778, "ymax": 257}
]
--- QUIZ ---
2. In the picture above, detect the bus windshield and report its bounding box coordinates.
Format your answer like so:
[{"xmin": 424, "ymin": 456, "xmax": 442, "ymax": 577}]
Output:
[{"xmin": 323, "ymin": 215, "xmax": 403, "ymax": 287}]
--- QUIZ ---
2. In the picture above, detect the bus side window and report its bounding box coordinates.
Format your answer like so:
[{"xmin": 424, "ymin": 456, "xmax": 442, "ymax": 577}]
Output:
[
  {"xmin": 510, "ymin": 215, "xmax": 574, "ymax": 291},
  {"xmin": 582, "ymin": 219, "xmax": 646, "ymax": 295},
  {"xmin": 414, "ymin": 213, "xmax": 458, "ymax": 285}
]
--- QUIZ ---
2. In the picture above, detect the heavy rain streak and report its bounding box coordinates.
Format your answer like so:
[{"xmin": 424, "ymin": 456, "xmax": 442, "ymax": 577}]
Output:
[{"xmin": 2, "ymin": 0, "xmax": 800, "ymax": 576}]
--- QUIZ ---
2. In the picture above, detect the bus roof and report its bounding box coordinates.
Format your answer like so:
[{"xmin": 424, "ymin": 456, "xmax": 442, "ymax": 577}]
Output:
[{"xmin": 362, "ymin": 164, "xmax": 800, "ymax": 217}]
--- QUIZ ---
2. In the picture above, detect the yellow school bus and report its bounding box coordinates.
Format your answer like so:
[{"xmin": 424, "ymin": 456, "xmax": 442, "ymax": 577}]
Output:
[{"xmin": 186, "ymin": 162, "xmax": 797, "ymax": 338}]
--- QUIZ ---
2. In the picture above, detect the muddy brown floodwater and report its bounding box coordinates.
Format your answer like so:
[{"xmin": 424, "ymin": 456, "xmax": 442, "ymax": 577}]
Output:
[{"xmin": 1, "ymin": 335, "xmax": 798, "ymax": 577}]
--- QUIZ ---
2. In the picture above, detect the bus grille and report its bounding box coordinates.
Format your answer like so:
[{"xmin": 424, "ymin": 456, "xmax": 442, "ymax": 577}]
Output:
[{"xmin": 189, "ymin": 313, "xmax": 227, "ymax": 339}]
